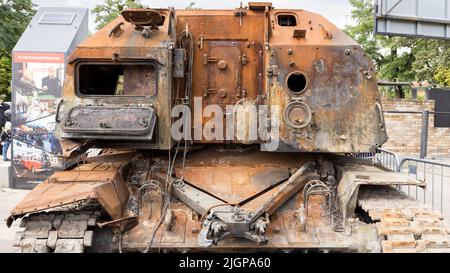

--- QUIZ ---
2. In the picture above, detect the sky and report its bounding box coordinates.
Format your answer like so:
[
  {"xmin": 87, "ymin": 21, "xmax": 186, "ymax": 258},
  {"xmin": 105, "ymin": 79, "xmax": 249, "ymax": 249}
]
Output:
[{"xmin": 31, "ymin": 0, "xmax": 355, "ymax": 31}]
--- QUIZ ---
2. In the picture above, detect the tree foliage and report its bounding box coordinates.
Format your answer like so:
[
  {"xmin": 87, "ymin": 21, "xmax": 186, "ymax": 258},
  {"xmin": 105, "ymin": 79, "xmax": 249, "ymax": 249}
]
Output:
[
  {"xmin": 345, "ymin": 0, "xmax": 450, "ymax": 88},
  {"xmin": 0, "ymin": 0, "xmax": 35, "ymax": 100},
  {"xmin": 0, "ymin": 53, "xmax": 11, "ymax": 99},
  {"xmin": 92, "ymin": 0, "xmax": 143, "ymax": 30},
  {"xmin": 344, "ymin": 0, "xmax": 387, "ymax": 66},
  {"xmin": 186, "ymin": 2, "xmax": 197, "ymax": 9}
]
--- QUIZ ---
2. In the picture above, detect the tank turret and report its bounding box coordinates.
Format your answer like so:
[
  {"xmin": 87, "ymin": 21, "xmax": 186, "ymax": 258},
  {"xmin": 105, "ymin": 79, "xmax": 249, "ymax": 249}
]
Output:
[{"xmin": 55, "ymin": 4, "xmax": 387, "ymax": 153}]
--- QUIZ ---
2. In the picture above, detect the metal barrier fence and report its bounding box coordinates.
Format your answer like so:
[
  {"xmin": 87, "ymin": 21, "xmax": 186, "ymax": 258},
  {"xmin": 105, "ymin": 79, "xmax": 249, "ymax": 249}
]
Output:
[
  {"xmin": 398, "ymin": 158, "xmax": 450, "ymax": 215},
  {"xmin": 354, "ymin": 148, "xmax": 400, "ymax": 171},
  {"xmin": 353, "ymin": 149, "xmax": 450, "ymax": 217}
]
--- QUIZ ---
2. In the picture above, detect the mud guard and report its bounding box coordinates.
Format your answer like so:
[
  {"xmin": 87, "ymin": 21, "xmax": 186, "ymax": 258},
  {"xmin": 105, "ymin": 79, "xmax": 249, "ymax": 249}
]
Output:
[
  {"xmin": 335, "ymin": 163, "xmax": 426, "ymax": 222},
  {"xmin": 7, "ymin": 162, "xmax": 130, "ymax": 227}
]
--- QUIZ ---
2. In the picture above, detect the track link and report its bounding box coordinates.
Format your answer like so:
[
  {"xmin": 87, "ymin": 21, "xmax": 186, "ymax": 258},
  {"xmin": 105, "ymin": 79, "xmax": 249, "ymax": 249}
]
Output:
[
  {"xmin": 14, "ymin": 211, "xmax": 101, "ymax": 253},
  {"xmin": 358, "ymin": 186, "xmax": 450, "ymax": 253}
]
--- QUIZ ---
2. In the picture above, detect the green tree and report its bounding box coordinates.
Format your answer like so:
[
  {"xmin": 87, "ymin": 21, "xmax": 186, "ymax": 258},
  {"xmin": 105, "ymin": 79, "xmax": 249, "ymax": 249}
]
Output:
[
  {"xmin": 411, "ymin": 39, "xmax": 450, "ymax": 83},
  {"xmin": 344, "ymin": 0, "xmax": 386, "ymax": 66},
  {"xmin": 93, "ymin": 0, "xmax": 143, "ymax": 30},
  {"xmin": 344, "ymin": 0, "xmax": 450, "ymax": 92},
  {"xmin": 345, "ymin": 0, "xmax": 450, "ymax": 92},
  {"xmin": 344, "ymin": 0, "xmax": 414, "ymax": 81},
  {"xmin": 345, "ymin": 0, "xmax": 414, "ymax": 97},
  {"xmin": 0, "ymin": 0, "xmax": 35, "ymax": 100},
  {"xmin": 0, "ymin": 52, "xmax": 12, "ymax": 100}
]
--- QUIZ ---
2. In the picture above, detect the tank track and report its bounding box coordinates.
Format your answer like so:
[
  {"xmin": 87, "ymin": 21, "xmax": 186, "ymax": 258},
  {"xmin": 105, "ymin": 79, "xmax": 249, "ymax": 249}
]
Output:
[
  {"xmin": 13, "ymin": 210, "xmax": 102, "ymax": 253},
  {"xmin": 358, "ymin": 186, "xmax": 450, "ymax": 253}
]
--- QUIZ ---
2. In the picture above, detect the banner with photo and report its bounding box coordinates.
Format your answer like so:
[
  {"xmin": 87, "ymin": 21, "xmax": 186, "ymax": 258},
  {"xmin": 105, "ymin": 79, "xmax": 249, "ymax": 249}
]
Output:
[{"xmin": 11, "ymin": 52, "xmax": 64, "ymax": 186}]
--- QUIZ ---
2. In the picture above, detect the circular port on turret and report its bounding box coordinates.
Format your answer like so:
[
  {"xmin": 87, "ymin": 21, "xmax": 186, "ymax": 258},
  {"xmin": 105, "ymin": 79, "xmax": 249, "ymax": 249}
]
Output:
[
  {"xmin": 286, "ymin": 71, "xmax": 308, "ymax": 95},
  {"xmin": 284, "ymin": 101, "xmax": 312, "ymax": 129}
]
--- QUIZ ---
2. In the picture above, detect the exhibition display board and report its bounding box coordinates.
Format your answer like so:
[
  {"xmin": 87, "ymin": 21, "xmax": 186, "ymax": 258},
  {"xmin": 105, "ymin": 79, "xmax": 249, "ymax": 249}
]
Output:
[{"xmin": 11, "ymin": 7, "xmax": 88, "ymax": 188}]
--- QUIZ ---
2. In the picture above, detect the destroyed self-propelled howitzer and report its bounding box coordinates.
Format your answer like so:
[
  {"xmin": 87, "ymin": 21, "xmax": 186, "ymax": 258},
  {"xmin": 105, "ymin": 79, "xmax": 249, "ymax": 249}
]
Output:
[{"xmin": 7, "ymin": 3, "xmax": 450, "ymax": 253}]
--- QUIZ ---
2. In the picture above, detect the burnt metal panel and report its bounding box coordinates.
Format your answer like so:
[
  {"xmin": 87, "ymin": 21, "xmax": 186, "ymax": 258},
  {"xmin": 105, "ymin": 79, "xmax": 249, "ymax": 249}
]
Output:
[
  {"xmin": 62, "ymin": 106, "xmax": 156, "ymax": 136},
  {"xmin": 374, "ymin": 0, "xmax": 450, "ymax": 40},
  {"xmin": 267, "ymin": 44, "xmax": 386, "ymax": 153},
  {"xmin": 8, "ymin": 161, "xmax": 130, "ymax": 224}
]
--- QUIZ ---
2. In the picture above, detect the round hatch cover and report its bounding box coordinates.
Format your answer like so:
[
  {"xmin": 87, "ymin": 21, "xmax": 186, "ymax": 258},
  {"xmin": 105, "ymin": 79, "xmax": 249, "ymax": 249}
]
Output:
[{"xmin": 284, "ymin": 101, "xmax": 312, "ymax": 129}]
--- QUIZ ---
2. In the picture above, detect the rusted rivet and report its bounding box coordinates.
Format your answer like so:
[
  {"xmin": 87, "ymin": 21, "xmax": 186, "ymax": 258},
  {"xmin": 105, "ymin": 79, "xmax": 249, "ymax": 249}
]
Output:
[{"xmin": 112, "ymin": 53, "xmax": 120, "ymax": 62}]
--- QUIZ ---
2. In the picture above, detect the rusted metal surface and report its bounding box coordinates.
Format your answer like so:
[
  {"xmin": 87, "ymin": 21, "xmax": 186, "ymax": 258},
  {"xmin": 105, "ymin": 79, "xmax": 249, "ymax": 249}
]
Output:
[
  {"xmin": 177, "ymin": 166, "xmax": 289, "ymax": 203},
  {"xmin": 121, "ymin": 148, "xmax": 367, "ymax": 251},
  {"xmin": 59, "ymin": 139, "xmax": 93, "ymax": 158},
  {"xmin": 121, "ymin": 9, "xmax": 163, "ymax": 28},
  {"xmin": 267, "ymin": 43, "xmax": 385, "ymax": 152},
  {"xmin": 123, "ymin": 180, "xmax": 353, "ymax": 251},
  {"xmin": 8, "ymin": 162, "xmax": 130, "ymax": 226}
]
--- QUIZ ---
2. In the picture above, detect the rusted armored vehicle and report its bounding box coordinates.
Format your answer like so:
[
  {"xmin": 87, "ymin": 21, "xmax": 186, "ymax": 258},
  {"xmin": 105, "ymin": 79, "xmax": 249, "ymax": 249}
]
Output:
[{"xmin": 7, "ymin": 2, "xmax": 450, "ymax": 253}]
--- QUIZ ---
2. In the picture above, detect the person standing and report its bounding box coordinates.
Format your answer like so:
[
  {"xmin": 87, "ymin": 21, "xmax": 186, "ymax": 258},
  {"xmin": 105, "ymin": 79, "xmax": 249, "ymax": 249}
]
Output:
[
  {"xmin": 0, "ymin": 102, "xmax": 10, "ymax": 128},
  {"xmin": 49, "ymin": 132, "xmax": 62, "ymax": 154},
  {"xmin": 26, "ymin": 99, "xmax": 43, "ymax": 121},
  {"xmin": 1, "ymin": 122, "xmax": 11, "ymax": 161},
  {"xmin": 0, "ymin": 102, "xmax": 10, "ymax": 158},
  {"xmin": 41, "ymin": 66, "xmax": 61, "ymax": 97}
]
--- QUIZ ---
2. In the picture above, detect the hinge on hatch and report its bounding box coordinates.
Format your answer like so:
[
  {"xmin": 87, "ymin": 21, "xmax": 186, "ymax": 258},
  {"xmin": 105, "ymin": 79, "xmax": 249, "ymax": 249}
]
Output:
[
  {"xmin": 240, "ymin": 54, "xmax": 248, "ymax": 65},
  {"xmin": 203, "ymin": 85, "xmax": 218, "ymax": 97},
  {"xmin": 203, "ymin": 54, "xmax": 219, "ymax": 65}
]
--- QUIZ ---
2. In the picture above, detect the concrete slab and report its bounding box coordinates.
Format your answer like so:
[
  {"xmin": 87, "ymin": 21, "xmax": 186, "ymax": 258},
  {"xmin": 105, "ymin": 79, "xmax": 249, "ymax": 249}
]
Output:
[
  {"xmin": 0, "ymin": 159, "xmax": 11, "ymax": 188},
  {"xmin": 0, "ymin": 188, "xmax": 30, "ymax": 253}
]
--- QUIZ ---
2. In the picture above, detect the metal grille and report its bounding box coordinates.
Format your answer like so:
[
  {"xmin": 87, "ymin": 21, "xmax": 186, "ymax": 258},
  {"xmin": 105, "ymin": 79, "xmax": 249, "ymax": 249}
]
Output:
[{"xmin": 39, "ymin": 12, "xmax": 76, "ymax": 25}]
